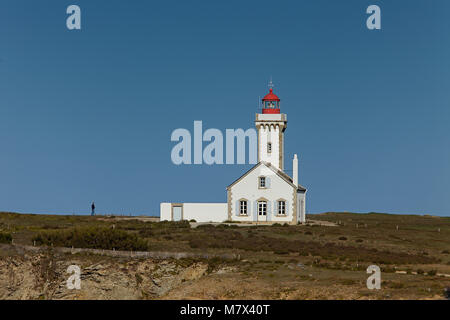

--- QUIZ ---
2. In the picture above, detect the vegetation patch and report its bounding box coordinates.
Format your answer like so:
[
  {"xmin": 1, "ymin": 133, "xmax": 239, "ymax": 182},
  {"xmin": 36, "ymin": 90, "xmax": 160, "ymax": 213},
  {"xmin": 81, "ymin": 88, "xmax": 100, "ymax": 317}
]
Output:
[
  {"xmin": 32, "ymin": 227, "xmax": 148, "ymax": 251},
  {"xmin": 187, "ymin": 230, "xmax": 438, "ymax": 265},
  {"xmin": 0, "ymin": 232, "xmax": 12, "ymax": 244}
]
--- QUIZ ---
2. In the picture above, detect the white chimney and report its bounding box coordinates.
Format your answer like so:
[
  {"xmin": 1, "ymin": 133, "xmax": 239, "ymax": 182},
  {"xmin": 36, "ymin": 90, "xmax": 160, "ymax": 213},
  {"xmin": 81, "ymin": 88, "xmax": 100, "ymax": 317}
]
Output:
[{"xmin": 293, "ymin": 154, "xmax": 298, "ymax": 186}]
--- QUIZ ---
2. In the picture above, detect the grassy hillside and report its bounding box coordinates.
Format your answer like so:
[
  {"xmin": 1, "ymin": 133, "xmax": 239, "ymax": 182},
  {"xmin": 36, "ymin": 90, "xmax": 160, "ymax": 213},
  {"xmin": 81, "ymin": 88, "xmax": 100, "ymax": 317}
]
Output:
[{"xmin": 0, "ymin": 211, "xmax": 449, "ymax": 299}]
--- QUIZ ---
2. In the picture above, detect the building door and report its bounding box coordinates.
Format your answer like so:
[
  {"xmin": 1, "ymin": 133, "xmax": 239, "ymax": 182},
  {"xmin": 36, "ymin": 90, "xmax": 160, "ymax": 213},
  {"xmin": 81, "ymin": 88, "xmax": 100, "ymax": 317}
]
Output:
[
  {"xmin": 172, "ymin": 206, "xmax": 182, "ymax": 221},
  {"xmin": 257, "ymin": 201, "xmax": 267, "ymax": 222}
]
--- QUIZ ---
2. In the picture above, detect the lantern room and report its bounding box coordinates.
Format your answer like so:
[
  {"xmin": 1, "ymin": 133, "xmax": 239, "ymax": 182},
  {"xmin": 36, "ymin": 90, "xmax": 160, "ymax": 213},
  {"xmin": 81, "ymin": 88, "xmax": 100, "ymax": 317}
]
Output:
[{"xmin": 262, "ymin": 88, "xmax": 280, "ymax": 114}]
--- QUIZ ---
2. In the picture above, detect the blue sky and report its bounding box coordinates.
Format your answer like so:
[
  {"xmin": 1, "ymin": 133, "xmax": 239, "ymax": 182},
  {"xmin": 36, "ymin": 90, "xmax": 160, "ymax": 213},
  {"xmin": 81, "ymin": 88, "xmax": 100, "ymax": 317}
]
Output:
[{"xmin": 0, "ymin": 1, "xmax": 449, "ymax": 216}]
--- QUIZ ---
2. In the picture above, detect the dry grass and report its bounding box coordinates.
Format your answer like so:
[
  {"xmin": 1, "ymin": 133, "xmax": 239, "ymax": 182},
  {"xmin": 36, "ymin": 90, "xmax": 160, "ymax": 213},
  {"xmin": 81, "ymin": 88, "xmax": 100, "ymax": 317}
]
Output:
[{"xmin": 1, "ymin": 210, "xmax": 449, "ymax": 299}]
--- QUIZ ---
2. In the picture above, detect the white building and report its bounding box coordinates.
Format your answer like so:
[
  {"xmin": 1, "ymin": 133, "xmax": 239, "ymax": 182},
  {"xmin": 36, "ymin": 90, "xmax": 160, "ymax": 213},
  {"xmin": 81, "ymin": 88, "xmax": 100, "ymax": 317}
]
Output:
[{"xmin": 160, "ymin": 86, "xmax": 307, "ymax": 224}]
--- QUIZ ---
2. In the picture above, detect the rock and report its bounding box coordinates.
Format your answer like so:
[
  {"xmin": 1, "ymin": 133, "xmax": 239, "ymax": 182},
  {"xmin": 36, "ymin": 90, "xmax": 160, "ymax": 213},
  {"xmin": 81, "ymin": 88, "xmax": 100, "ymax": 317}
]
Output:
[{"xmin": 0, "ymin": 252, "xmax": 208, "ymax": 300}]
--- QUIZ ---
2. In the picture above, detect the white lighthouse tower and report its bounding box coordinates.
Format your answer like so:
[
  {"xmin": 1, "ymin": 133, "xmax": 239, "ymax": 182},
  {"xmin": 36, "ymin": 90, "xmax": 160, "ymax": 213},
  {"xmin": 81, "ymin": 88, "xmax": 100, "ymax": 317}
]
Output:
[{"xmin": 255, "ymin": 82, "xmax": 287, "ymax": 170}]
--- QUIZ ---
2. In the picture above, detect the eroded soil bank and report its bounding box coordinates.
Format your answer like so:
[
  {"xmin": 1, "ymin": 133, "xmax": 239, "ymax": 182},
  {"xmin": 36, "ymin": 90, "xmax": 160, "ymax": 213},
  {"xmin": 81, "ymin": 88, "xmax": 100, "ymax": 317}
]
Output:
[{"xmin": 0, "ymin": 245, "xmax": 447, "ymax": 300}]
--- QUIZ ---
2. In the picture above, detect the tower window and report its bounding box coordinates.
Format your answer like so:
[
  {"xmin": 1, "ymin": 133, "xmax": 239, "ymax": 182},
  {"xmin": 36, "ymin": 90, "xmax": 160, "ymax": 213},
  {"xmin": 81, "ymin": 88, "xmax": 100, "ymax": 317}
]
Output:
[
  {"xmin": 239, "ymin": 200, "xmax": 248, "ymax": 215},
  {"xmin": 278, "ymin": 201, "xmax": 286, "ymax": 215},
  {"xmin": 259, "ymin": 176, "xmax": 266, "ymax": 188},
  {"xmin": 267, "ymin": 142, "xmax": 272, "ymax": 153}
]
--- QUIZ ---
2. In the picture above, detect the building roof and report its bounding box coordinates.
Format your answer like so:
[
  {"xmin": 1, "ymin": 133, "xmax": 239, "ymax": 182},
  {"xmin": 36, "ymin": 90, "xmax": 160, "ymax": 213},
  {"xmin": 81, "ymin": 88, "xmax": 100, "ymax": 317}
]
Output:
[
  {"xmin": 262, "ymin": 88, "xmax": 280, "ymax": 101},
  {"xmin": 227, "ymin": 161, "xmax": 307, "ymax": 192}
]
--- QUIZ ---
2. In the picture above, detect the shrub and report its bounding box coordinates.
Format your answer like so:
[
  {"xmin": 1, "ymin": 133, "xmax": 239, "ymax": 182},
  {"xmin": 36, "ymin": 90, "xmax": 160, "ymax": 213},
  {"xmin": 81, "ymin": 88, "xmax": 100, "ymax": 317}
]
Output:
[
  {"xmin": 206, "ymin": 257, "xmax": 227, "ymax": 273},
  {"xmin": 138, "ymin": 229, "xmax": 154, "ymax": 237},
  {"xmin": 188, "ymin": 239, "xmax": 203, "ymax": 249},
  {"xmin": 189, "ymin": 219, "xmax": 197, "ymax": 222},
  {"xmin": 196, "ymin": 224, "xmax": 216, "ymax": 230},
  {"xmin": 417, "ymin": 269, "xmax": 424, "ymax": 275},
  {"xmin": 0, "ymin": 232, "xmax": 12, "ymax": 244},
  {"xmin": 427, "ymin": 270, "xmax": 437, "ymax": 276},
  {"xmin": 216, "ymin": 224, "xmax": 238, "ymax": 229},
  {"xmin": 339, "ymin": 236, "xmax": 347, "ymax": 241},
  {"xmin": 156, "ymin": 220, "xmax": 190, "ymax": 229},
  {"xmin": 380, "ymin": 266, "xmax": 396, "ymax": 273},
  {"xmin": 387, "ymin": 281, "xmax": 405, "ymax": 289},
  {"xmin": 32, "ymin": 227, "xmax": 148, "ymax": 251},
  {"xmin": 271, "ymin": 223, "xmax": 282, "ymax": 227}
]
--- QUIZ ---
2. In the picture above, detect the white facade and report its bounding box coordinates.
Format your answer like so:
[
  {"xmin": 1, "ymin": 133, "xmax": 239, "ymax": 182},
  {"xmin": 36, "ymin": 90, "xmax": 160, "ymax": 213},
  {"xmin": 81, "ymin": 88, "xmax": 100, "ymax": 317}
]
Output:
[
  {"xmin": 227, "ymin": 162, "xmax": 299, "ymax": 223},
  {"xmin": 160, "ymin": 86, "xmax": 307, "ymax": 224},
  {"xmin": 160, "ymin": 203, "xmax": 228, "ymax": 223}
]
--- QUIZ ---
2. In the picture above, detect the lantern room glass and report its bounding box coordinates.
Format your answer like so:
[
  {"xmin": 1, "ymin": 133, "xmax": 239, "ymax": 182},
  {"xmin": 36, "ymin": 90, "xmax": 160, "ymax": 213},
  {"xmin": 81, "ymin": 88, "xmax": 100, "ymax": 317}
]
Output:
[{"xmin": 264, "ymin": 101, "xmax": 279, "ymax": 109}]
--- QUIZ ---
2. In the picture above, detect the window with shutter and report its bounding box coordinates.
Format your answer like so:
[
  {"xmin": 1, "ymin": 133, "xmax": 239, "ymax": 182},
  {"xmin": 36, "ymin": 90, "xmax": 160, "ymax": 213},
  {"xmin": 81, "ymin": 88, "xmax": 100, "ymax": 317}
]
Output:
[
  {"xmin": 259, "ymin": 176, "xmax": 266, "ymax": 188},
  {"xmin": 239, "ymin": 200, "xmax": 248, "ymax": 215},
  {"xmin": 278, "ymin": 200, "xmax": 286, "ymax": 215}
]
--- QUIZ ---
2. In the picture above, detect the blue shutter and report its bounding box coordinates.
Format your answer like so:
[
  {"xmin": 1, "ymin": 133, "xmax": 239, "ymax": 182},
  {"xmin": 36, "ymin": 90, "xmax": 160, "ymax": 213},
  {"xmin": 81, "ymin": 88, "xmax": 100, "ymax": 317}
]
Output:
[
  {"xmin": 266, "ymin": 177, "xmax": 271, "ymax": 188},
  {"xmin": 274, "ymin": 201, "xmax": 278, "ymax": 216},
  {"xmin": 253, "ymin": 201, "xmax": 258, "ymax": 222},
  {"xmin": 236, "ymin": 201, "xmax": 240, "ymax": 217},
  {"xmin": 285, "ymin": 200, "xmax": 289, "ymax": 215},
  {"xmin": 267, "ymin": 201, "xmax": 271, "ymax": 221}
]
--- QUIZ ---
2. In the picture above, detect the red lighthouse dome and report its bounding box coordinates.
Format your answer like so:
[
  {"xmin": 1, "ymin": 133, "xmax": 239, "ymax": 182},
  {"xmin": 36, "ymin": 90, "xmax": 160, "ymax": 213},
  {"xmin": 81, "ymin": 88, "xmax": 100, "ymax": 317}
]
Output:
[
  {"xmin": 262, "ymin": 88, "xmax": 280, "ymax": 114},
  {"xmin": 262, "ymin": 88, "xmax": 280, "ymax": 102}
]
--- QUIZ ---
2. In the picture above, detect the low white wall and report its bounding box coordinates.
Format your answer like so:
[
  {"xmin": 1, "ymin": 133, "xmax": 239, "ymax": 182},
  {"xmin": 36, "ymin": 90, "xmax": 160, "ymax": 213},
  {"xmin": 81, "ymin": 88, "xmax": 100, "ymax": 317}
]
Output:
[
  {"xmin": 160, "ymin": 203, "xmax": 172, "ymax": 221},
  {"xmin": 159, "ymin": 203, "xmax": 228, "ymax": 223},
  {"xmin": 183, "ymin": 203, "xmax": 227, "ymax": 222}
]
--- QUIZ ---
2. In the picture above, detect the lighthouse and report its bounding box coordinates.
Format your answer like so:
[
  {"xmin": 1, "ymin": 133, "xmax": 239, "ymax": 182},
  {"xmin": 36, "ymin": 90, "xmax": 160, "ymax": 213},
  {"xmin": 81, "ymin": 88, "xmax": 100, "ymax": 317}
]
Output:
[
  {"xmin": 255, "ymin": 84, "xmax": 287, "ymax": 170},
  {"xmin": 161, "ymin": 81, "xmax": 307, "ymax": 224}
]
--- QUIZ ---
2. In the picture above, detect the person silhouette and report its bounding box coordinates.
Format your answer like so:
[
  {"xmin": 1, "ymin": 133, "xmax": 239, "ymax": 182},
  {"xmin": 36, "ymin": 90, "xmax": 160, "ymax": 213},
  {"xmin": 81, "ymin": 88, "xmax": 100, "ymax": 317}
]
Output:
[{"xmin": 91, "ymin": 202, "xmax": 95, "ymax": 216}]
